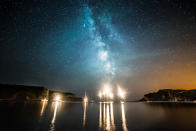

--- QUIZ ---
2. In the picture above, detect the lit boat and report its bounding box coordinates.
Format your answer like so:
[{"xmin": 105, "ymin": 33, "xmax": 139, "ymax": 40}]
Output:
[
  {"xmin": 98, "ymin": 84, "xmax": 126, "ymax": 102},
  {"xmin": 98, "ymin": 84, "xmax": 114, "ymax": 102},
  {"xmin": 83, "ymin": 92, "xmax": 88, "ymax": 103}
]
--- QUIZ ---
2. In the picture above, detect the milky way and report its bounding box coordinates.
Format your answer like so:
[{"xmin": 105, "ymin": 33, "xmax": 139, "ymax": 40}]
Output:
[{"xmin": 82, "ymin": 5, "xmax": 122, "ymax": 79}]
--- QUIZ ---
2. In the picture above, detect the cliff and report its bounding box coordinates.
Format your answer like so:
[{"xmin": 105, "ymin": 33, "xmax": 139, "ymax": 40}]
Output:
[
  {"xmin": 140, "ymin": 89, "xmax": 196, "ymax": 101},
  {"xmin": 0, "ymin": 84, "xmax": 82, "ymax": 101}
]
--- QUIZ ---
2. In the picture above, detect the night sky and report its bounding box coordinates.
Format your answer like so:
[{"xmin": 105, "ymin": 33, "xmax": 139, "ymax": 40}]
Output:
[{"xmin": 0, "ymin": 0, "xmax": 196, "ymax": 99}]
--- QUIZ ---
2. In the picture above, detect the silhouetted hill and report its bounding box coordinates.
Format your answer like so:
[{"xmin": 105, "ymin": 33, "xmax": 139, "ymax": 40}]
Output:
[
  {"xmin": 140, "ymin": 89, "xmax": 196, "ymax": 101},
  {"xmin": 0, "ymin": 84, "xmax": 82, "ymax": 101}
]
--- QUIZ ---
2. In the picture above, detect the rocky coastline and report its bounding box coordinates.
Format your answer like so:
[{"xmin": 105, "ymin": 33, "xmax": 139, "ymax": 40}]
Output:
[
  {"xmin": 0, "ymin": 84, "xmax": 82, "ymax": 102},
  {"xmin": 140, "ymin": 89, "xmax": 196, "ymax": 102}
]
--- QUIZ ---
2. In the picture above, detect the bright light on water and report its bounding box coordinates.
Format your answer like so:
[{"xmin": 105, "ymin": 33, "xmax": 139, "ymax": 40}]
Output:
[
  {"xmin": 55, "ymin": 95, "xmax": 61, "ymax": 102},
  {"xmin": 99, "ymin": 103, "xmax": 102, "ymax": 128},
  {"xmin": 98, "ymin": 84, "xmax": 114, "ymax": 100},
  {"xmin": 99, "ymin": 102, "xmax": 115, "ymax": 131},
  {"xmin": 121, "ymin": 102, "xmax": 128, "ymax": 131},
  {"xmin": 110, "ymin": 102, "xmax": 115, "ymax": 128},
  {"xmin": 83, "ymin": 93, "xmax": 88, "ymax": 127},
  {"xmin": 41, "ymin": 98, "xmax": 48, "ymax": 102},
  {"xmin": 118, "ymin": 86, "xmax": 126, "ymax": 100},
  {"xmin": 98, "ymin": 84, "xmax": 127, "ymax": 101},
  {"xmin": 50, "ymin": 101, "xmax": 60, "ymax": 131},
  {"xmin": 98, "ymin": 92, "xmax": 102, "ymax": 99},
  {"xmin": 40, "ymin": 99, "xmax": 48, "ymax": 116},
  {"xmin": 109, "ymin": 92, "xmax": 113, "ymax": 99},
  {"xmin": 52, "ymin": 102, "xmax": 59, "ymax": 124},
  {"xmin": 106, "ymin": 104, "xmax": 111, "ymax": 130},
  {"xmin": 83, "ymin": 100, "xmax": 88, "ymax": 126},
  {"xmin": 103, "ymin": 84, "xmax": 111, "ymax": 94},
  {"xmin": 83, "ymin": 93, "xmax": 88, "ymax": 103}
]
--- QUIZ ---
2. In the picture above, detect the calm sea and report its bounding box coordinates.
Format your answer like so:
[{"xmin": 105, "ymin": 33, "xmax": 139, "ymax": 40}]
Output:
[{"xmin": 1, "ymin": 101, "xmax": 196, "ymax": 131}]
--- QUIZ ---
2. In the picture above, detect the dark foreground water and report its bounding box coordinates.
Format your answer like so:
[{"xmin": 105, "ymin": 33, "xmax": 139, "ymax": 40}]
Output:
[{"xmin": 1, "ymin": 101, "xmax": 196, "ymax": 131}]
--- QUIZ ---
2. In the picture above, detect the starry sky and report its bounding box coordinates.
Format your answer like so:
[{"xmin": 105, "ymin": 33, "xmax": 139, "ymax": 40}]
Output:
[{"xmin": 0, "ymin": 0, "xmax": 196, "ymax": 100}]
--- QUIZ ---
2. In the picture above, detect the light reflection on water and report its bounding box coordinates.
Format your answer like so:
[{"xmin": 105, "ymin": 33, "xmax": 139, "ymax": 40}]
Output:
[
  {"xmin": 40, "ymin": 100, "xmax": 47, "ymax": 117},
  {"xmin": 83, "ymin": 101, "xmax": 88, "ymax": 126},
  {"xmin": 2, "ymin": 102, "xmax": 196, "ymax": 130},
  {"xmin": 43, "ymin": 101, "xmax": 129, "ymax": 131},
  {"xmin": 121, "ymin": 102, "xmax": 128, "ymax": 131},
  {"xmin": 49, "ymin": 101, "xmax": 61, "ymax": 131},
  {"xmin": 39, "ymin": 101, "xmax": 129, "ymax": 131},
  {"xmin": 99, "ymin": 102, "xmax": 116, "ymax": 131},
  {"xmin": 99, "ymin": 102, "xmax": 102, "ymax": 128}
]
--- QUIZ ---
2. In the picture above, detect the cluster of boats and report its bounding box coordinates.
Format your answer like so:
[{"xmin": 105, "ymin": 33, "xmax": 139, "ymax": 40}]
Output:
[{"xmin": 83, "ymin": 84, "xmax": 127, "ymax": 103}]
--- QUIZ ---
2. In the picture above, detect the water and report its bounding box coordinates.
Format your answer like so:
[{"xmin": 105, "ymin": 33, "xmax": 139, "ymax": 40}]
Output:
[{"xmin": 1, "ymin": 101, "xmax": 196, "ymax": 131}]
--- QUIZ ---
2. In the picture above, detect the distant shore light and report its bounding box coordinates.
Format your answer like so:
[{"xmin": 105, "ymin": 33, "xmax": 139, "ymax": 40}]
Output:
[
  {"xmin": 42, "ymin": 98, "xmax": 48, "ymax": 102},
  {"xmin": 118, "ymin": 86, "xmax": 126, "ymax": 100},
  {"xmin": 98, "ymin": 83, "xmax": 114, "ymax": 100},
  {"xmin": 98, "ymin": 92, "xmax": 102, "ymax": 99},
  {"xmin": 55, "ymin": 95, "xmax": 61, "ymax": 101},
  {"xmin": 109, "ymin": 92, "xmax": 113, "ymax": 99},
  {"xmin": 84, "ymin": 95, "xmax": 88, "ymax": 103}
]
